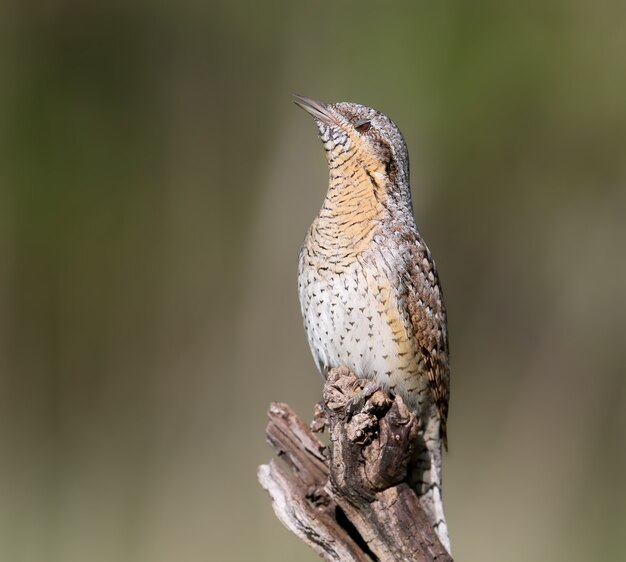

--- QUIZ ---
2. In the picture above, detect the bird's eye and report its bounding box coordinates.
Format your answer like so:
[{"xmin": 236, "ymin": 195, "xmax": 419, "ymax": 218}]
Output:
[{"xmin": 354, "ymin": 119, "xmax": 371, "ymax": 133}]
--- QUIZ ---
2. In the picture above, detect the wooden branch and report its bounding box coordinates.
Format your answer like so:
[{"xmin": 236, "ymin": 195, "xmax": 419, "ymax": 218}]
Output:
[
  {"xmin": 258, "ymin": 367, "xmax": 453, "ymax": 562},
  {"xmin": 257, "ymin": 402, "xmax": 369, "ymax": 562}
]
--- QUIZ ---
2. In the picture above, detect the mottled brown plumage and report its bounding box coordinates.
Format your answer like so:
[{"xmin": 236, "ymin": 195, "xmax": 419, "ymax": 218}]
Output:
[
  {"xmin": 295, "ymin": 96, "xmax": 450, "ymax": 552},
  {"xmin": 405, "ymin": 234, "xmax": 450, "ymax": 450}
]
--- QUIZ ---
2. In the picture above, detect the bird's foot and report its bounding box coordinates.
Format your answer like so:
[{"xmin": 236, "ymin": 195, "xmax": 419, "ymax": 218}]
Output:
[{"xmin": 345, "ymin": 382, "xmax": 382, "ymax": 417}]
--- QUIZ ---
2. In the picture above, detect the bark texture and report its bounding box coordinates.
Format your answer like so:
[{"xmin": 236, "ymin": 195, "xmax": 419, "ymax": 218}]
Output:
[{"xmin": 258, "ymin": 367, "xmax": 453, "ymax": 562}]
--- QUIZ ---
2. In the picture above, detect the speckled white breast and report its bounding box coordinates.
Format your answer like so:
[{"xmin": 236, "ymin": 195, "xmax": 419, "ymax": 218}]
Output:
[{"xmin": 298, "ymin": 248, "xmax": 431, "ymax": 416}]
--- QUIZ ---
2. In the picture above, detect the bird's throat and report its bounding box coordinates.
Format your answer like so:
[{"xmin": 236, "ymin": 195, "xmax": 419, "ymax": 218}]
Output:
[{"xmin": 312, "ymin": 163, "xmax": 389, "ymax": 260}]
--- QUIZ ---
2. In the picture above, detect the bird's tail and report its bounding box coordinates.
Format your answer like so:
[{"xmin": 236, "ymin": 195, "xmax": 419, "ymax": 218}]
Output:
[{"xmin": 409, "ymin": 433, "xmax": 450, "ymax": 553}]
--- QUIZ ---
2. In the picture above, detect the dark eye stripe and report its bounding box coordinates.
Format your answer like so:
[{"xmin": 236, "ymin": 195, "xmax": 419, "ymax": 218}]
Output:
[{"xmin": 354, "ymin": 119, "xmax": 371, "ymax": 133}]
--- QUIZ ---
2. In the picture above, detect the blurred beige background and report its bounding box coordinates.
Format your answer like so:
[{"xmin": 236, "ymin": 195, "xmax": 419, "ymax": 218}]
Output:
[{"xmin": 1, "ymin": 1, "xmax": 625, "ymax": 561}]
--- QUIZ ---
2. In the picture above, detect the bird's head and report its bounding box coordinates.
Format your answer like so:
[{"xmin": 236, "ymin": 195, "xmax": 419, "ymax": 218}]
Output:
[{"xmin": 294, "ymin": 95, "xmax": 410, "ymax": 190}]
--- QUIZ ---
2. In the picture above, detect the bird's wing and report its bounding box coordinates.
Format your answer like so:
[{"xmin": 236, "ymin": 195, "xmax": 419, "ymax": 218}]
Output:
[{"xmin": 404, "ymin": 240, "xmax": 450, "ymax": 449}]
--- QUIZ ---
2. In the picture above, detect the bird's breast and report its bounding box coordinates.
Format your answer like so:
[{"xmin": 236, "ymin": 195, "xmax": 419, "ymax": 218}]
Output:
[{"xmin": 298, "ymin": 246, "xmax": 431, "ymax": 414}]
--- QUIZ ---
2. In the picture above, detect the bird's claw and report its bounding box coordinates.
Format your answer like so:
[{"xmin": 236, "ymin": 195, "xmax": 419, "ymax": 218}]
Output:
[{"xmin": 345, "ymin": 382, "xmax": 382, "ymax": 417}]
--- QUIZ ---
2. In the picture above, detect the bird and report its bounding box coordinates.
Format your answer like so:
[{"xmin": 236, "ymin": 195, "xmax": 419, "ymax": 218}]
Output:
[{"xmin": 295, "ymin": 95, "xmax": 451, "ymax": 553}]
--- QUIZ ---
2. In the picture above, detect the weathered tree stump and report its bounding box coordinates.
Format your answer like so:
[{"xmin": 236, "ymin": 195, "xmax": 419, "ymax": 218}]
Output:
[{"xmin": 258, "ymin": 367, "xmax": 453, "ymax": 562}]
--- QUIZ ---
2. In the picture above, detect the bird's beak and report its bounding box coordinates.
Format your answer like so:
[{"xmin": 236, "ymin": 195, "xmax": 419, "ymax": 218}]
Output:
[{"xmin": 293, "ymin": 95, "xmax": 339, "ymax": 127}]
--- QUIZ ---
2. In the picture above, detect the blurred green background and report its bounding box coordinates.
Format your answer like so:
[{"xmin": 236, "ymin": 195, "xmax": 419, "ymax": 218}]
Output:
[{"xmin": 2, "ymin": 1, "xmax": 626, "ymax": 561}]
